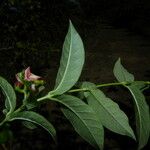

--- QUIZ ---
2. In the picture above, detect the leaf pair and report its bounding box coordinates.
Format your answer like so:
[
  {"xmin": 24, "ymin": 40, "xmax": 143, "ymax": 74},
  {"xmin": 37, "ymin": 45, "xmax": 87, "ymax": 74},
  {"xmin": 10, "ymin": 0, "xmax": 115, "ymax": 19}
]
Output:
[
  {"xmin": 82, "ymin": 82, "xmax": 136, "ymax": 140},
  {"xmin": 50, "ymin": 95, "xmax": 104, "ymax": 150},
  {"xmin": 37, "ymin": 20, "xmax": 150, "ymax": 150},
  {"xmin": 0, "ymin": 76, "xmax": 56, "ymax": 141},
  {"xmin": 113, "ymin": 58, "xmax": 150, "ymax": 150},
  {"xmin": 1, "ymin": 21, "xmax": 85, "ymax": 146},
  {"xmin": 39, "ymin": 22, "xmax": 105, "ymax": 149}
]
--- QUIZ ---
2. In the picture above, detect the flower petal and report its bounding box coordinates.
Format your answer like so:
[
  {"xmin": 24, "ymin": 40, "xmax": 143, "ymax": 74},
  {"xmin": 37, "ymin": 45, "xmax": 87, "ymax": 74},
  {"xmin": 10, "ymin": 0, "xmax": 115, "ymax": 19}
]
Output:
[
  {"xmin": 24, "ymin": 67, "xmax": 31, "ymax": 81},
  {"xmin": 24, "ymin": 67, "xmax": 41, "ymax": 81},
  {"xmin": 29, "ymin": 73, "xmax": 41, "ymax": 81}
]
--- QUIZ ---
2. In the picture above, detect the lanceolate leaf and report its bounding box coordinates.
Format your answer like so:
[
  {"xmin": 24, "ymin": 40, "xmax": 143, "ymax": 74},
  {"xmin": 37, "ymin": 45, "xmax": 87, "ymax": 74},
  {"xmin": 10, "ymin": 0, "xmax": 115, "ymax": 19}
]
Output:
[
  {"xmin": 127, "ymin": 85, "xmax": 150, "ymax": 150},
  {"xmin": 22, "ymin": 121, "xmax": 37, "ymax": 130},
  {"xmin": 0, "ymin": 76, "xmax": 16, "ymax": 114},
  {"xmin": 113, "ymin": 59, "xmax": 150, "ymax": 149},
  {"xmin": 49, "ymin": 21, "xmax": 85, "ymax": 96},
  {"xmin": 9, "ymin": 111, "xmax": 56, "ymax": 141},
  {"xmin": 51, "ymin": 94, "xmax": 104, "ymax": 150},
  {"xmin": 131, "ymin": 81, "xmax": 149, "ymax": 92},
  {"xmin": 82, "ymin": 82, "xmax": 135, "ymax": 140},
  {"xmin": 113, "ymin": 58, "xmax": 134, "ymax": 82}
]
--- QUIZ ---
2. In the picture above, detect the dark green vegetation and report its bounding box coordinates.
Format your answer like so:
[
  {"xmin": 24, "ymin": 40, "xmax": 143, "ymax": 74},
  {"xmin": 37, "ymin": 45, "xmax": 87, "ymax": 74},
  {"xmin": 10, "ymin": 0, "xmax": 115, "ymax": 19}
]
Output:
[{"xmin": 0, "ymin": 0, "xmax": 150, "ymax": 150}]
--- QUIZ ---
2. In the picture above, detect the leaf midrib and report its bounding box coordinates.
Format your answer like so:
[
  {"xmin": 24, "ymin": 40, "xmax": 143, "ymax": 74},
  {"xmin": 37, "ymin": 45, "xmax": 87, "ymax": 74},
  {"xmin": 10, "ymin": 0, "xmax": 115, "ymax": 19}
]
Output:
[
  {"xmin": 9, "ymin": 114, "xmax": 56, "ymax": 140},
  {"xmin": 119, "ymin": 63, "xmax": 128, "ymax": 82},
  {"xmin": 127, "ymin": 87, "xmax": 142, "ymax": 141},
  {"xmin": 91, "ymin": 90, "xmax": 133, "ymax": 136},
  {"xmin": 53, "ymin": 25, "xmax": 73, "ymax": 93},
  {"xmin": 54, "ymin": 97, "xmax": 100, "ymax": 147}
]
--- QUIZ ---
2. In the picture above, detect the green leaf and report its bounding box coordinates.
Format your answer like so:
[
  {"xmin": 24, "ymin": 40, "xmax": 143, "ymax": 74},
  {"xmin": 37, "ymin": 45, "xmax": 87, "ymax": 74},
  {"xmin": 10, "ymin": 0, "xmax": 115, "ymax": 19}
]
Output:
[
  {"xmin": 49, "ymin": 21, "xmax": 85, "ymax": 96},
  {"xmin": 8, "ymin": 111, "xmax": 56, "ymax": 141},
  {"xmin": 22, "ymin": 121, "xmax": 37, "ymax": 130},
  {"xmin": 113, "ymin": 60, "xmax": 150, "ymax": 149},
  {"xmin": 0, "ymin": 76, "xmax": 16, "ymax": 114},
  {"xmin": 0, "ymin": 128, "xmax": 12, "ymax": 144},
  {"xmin": 131, "ymin": 81, "xmax": 149, "ymax": 91},
  {"xmin": 113, "ymin": 58, "xmax": 134, "ymax": 82},
  {"xmin": 127, "ymin": 85, "xmax": 150, "ymax": 150},
  {"xmin": 51, "ymin": 94, "xmax": 104, "ymax": 150},
  {"xmin": 82, "ymin": 82, "xmax": 136, "ymax": 140}
]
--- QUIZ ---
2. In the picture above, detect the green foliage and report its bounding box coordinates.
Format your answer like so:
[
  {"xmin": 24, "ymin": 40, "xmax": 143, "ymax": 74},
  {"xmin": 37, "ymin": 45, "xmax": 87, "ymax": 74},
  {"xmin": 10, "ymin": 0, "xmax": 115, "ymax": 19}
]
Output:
[
  {"xmin": 49, "ymin": 21, "xmax": 84, "ymax": 96},
  {"xmin": 113, "ymin": 58, "xmax": 150, "ymax": 150},
  {"xmin": 82, "ymin": 82, "xmax": 136, "ymax": 140},
  {"xmin": 0, "ymin": 76, "xmax": 16, "ymax": 115},
  {"xmin": 0, "ymin": 21, "xmax": 150, "ymax": 150},
  {"xmin": 51, "ymin": 94, "xmax": 104, "ymax": 150},
  {"xmin": 127, "ymin": 85, "xmax": 150, "ymax": 149},
  {"xmin": 113, "ymin": 58, "xmax": 134, "ymax": 82},
  {"xmin": 8, "ymin": 111, "xmax": 56, "ymax": 141},
  {"xmin": 22, "ymin": 121, "xmax": 37, "ymax": 130}
]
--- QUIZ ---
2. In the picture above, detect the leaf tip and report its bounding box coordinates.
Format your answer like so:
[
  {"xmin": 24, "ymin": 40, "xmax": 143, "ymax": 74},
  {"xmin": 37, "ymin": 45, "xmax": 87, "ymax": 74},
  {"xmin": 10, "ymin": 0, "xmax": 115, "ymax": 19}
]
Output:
[
  {"xmin": 116, "ymin": 57, "xmax": 121, "ymax": 64},
  {"xmin": 69, "ymin": 19, "xmax": 72, "ymax": 25}
]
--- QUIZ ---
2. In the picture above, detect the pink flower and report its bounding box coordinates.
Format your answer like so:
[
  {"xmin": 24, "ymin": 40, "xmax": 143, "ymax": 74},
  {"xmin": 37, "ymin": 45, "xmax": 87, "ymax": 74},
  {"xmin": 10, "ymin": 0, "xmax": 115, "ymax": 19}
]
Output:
[
  {"xmin": 24, "ymin": 67, "xmax": 41, "ymax": 81},
  {"xmin": 15, "ymin": 67, "xmax": 43, "ymax": 92}
]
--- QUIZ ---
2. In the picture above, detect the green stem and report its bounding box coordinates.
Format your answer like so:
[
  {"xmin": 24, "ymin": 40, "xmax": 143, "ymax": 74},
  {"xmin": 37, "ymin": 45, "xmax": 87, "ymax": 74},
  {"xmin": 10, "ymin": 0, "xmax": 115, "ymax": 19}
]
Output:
[
  {"xmin": 69, "ymin": 81, "xmax": 150, "ymax": 93},
  {"xmin": 37, "ymin": 95, "xmax": 49, "ymax": 101},
  {"xmin": 38, "ymin": 81, "xmax": 150, "ymax": 101},
  {"xmin": 68, "ymin": 88, "xmax": 88, "ymax": 93},
  {"xmin": 96, "ymin": 82, "xmax": 127, "ymax": 88},
  {"xmin": 14, "ymin": 90, "xmax": 29, "ymax": 114},
  {"xmin": 68, "ymin": 82, "xmax": 127, "ymax": 93},
  {"xmin": 13, "ymin": 104, "xmax": 25, "ymax": 114}
]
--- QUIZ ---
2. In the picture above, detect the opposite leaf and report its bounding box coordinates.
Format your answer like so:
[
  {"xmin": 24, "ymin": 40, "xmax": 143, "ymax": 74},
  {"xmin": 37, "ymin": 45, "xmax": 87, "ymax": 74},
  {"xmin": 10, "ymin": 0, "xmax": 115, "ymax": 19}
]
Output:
[
  {"xmin": 127, "ymin": 85, "xmax": 150, "ymax": 150},
  {"xmin": 113, "ymin": 59, "xmax": 150, "ymax": 149},
  {"xmin": 49, "ymin": 21, "xmax": 85, "ymax": 96},
  {"xmin": 130, "ymin": 81, "xmax": 149, "ymax": 92},
  {"xmin": 0, "ymin": 76, "xmax": 16, "ymax": 114},
  {"xmin": 82, "ymin": 82, "xmax": 135, "ymax": 140},
  {"xmin": 8, "ymin": 111, "xmax": 56, "ymax": 141},
  {"xmin": 113, "ymin": 58, "xmax": 134, "ymax": 82},
  {"xmin": 51, "ymin": 94, "xmax": 104, "ymax": 150}
]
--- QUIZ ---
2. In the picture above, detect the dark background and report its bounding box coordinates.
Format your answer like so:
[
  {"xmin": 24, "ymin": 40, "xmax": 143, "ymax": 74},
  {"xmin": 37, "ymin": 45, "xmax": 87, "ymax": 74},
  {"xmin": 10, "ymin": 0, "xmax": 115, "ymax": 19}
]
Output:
[{"xmin": 0, "ymin": 0, "xmax": 150, "ymax": 149}]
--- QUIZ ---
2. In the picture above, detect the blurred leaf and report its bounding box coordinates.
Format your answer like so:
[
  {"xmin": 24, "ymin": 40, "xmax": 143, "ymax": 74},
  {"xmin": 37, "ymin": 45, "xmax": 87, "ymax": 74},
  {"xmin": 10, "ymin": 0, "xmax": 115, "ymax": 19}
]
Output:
[
  {"xmin": 49, "ymin": 21, "xmax": 85, "ymax": 96},
  {"xmin": 0, "ymin": 124, "xmax": 13, "ymax": 144},
  {"xmin": 0, "ymin": 128, "xmax": 12, "ymax": 144},
  {"xmin": 16, "ymin": 42, "xmax": 25, "ymax": 49}
]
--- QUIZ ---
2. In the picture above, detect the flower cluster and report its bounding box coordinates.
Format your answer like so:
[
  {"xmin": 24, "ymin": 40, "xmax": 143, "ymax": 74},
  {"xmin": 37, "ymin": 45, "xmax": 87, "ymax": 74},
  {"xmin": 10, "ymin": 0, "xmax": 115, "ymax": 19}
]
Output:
[{"xmin": 15, "ymin": 67, "xmax": 44, "ymax": 92}]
